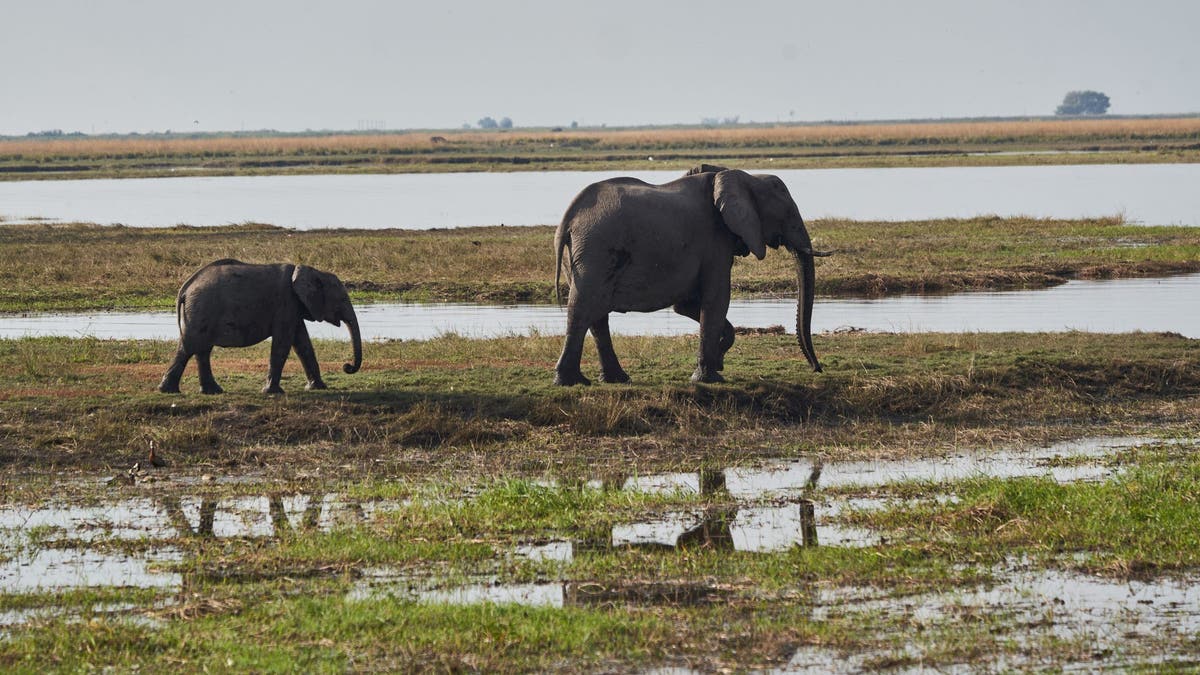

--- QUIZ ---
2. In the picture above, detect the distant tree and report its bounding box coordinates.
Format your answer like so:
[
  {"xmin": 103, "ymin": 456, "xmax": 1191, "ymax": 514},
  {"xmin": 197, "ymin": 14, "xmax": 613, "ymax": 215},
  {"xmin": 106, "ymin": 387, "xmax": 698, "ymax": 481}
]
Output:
[
  {"xmin": 570, "ymin": 121, "xmax": 578, "ymax": 129},
  {"xmin": 701, "ymin": 116, "xmax": 740, "ymax": 127},
  {"xmin": 478, "ymin": 116, "xmax": 498, "ymax": 129},
  {"xmin": 1055, "ymin": 90, "xmax": 1110, "ymax": 116},
  {"xmin": 499, "ymin": 117, "xmax": 513, "ymax": 129}
]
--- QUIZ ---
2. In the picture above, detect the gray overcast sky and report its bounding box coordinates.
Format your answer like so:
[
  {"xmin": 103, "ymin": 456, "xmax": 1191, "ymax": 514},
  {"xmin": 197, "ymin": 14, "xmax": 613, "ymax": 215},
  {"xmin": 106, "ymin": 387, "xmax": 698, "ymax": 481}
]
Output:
[{"xmin": 3, "ymin": 0, "xmax": 1198, "ymax": 135}]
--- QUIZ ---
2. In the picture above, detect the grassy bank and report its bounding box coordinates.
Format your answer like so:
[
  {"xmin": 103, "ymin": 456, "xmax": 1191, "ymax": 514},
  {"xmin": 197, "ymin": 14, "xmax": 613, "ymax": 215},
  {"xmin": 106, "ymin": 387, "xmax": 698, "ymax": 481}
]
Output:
[
  {"xmin": 0, "ymin": 330, "xmax": 1199, "ymax": 670},
  {"xmin": 4, "ymin": 117, "xmax": 1200, "ymax": 180},
  {"xmin": 3, "ymin": 217, "xmax": 1199, "ymax": 312},
  {"xmin": 2, "ymin": 331, "xmax": 1197, "ymax": 476}
]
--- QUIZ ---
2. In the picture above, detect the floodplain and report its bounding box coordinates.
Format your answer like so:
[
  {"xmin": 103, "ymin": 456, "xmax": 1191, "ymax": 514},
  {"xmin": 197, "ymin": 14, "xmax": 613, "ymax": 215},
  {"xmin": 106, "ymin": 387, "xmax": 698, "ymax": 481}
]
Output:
[
  {"xmin": 2, "ymin": 175, "xmax": 1199, "ymax": 670},
  {"xmin": 1, "ymin": 326, "xmax": 1198, "ymax": 670},
  {"xmin": 4, "ymin": 116, "xmax": 1200, "ymax": 180}
]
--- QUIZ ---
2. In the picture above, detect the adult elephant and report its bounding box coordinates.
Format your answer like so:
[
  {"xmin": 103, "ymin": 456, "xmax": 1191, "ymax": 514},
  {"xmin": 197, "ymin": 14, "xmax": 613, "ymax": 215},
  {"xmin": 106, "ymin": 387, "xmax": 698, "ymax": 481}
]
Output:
[
  {"xmin": 158, "ymin": 259, "xmax": 362, "ymax": 394},
  {"xmin": 553, "ymin": 165, "xmax": 829, "ymax": 385}
]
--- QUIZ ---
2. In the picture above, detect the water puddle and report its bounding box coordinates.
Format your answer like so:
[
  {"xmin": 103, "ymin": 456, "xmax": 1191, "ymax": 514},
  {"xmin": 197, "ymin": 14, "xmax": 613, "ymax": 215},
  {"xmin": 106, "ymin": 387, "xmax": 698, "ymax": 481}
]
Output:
[
  {"xmin": 349, "ymin": 574, "xmax": 566, "ymax": 608},
  {"xmin": 5, "ymin": 273, "xmax": 1200, "ymax": 340},
  {"xmin": 788, "ymin": 561, "xmax": 1200, "ymax": 673},
  {"xmin": 0, "ymin": 547, "xmax": 183, "ymax": 593},
  {"xmin": 616, "ymin": 437, "xmax": 1148, "ymax": 504},
  {"xmin": 349, "ymin": 571, "xmax": 730, "ymax": 610},
  {"xmin": 0, "ymin": 436, "xmax": 1180, "ymax": 604},
  {"xmin": 724, "ymin": 435, "xmax": 1152, "ymax": 497},
  {"xmin": 0, "ymin": 493, "xmax": 399, "ymax": 547}
]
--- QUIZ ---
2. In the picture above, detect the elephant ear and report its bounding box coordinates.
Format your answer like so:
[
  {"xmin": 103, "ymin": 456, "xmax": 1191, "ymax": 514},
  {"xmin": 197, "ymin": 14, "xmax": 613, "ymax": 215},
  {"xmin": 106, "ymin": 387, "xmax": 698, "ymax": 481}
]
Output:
[
  {"xmin": 713, "ymin": 170, "xmax": 766, "ymax": 260},
  {"xmin": 291, "ymin": 265, "xmax": 327, "ymax": 322},
  {"xmin": 685, "ymin": 163, "xmax": 729, "ymax": 176}
]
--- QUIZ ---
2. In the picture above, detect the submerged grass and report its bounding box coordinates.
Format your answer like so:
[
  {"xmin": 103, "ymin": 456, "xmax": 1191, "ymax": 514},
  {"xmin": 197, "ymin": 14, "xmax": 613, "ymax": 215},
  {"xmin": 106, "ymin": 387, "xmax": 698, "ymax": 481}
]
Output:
[{"xmin": 3, "ymin": 216, "xmax": 1199, "ymax": 311}]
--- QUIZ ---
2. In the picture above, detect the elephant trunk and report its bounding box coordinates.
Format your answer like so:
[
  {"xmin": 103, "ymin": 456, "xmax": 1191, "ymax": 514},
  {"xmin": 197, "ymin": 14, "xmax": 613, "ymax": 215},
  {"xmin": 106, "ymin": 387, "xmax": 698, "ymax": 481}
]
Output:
[
  {"xmin": 342, "ymin": 307, "xmax": 362, "ymax": 374},
  {"xmin": 792, "ymin": 248, "xmax": 822, "ymax": 372}
]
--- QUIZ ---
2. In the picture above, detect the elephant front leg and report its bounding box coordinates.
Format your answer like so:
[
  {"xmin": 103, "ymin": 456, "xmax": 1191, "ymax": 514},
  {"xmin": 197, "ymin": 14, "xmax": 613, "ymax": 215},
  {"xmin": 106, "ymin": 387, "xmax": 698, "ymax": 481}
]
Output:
[
  {"xmin": 158, "ymin": 346, "xmax": 191, "ymax": 393},
  {"xmin": 691, "ymin": 292, "xmax": 730, "ymax": 384},
  {"xmin": 591, "ymin": 317, "xmax": 630, "ymax": 383},
  {"xmin": 674, "ymin": 300, "xmax": 734, "ymax": 374},
  {"xmin": 263, "ymin": 332, "xmax": 292, "ymax": 394},
  {"xmin": 291, "ymin": 324, "xmax": 327, "ymax": 390}
]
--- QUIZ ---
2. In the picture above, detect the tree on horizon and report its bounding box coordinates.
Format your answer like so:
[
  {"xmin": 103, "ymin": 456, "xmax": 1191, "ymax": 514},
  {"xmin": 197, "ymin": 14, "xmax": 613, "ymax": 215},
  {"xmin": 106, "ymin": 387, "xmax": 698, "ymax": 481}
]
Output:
[{"xmin": 1056, "ymin": 90, "xmax": 1110, "ymax": 115}]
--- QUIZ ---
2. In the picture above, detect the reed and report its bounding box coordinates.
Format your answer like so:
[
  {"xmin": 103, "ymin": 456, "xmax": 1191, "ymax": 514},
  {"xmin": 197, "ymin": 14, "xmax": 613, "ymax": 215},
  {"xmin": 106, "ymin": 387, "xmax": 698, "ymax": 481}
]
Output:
[{"xmin": 5, "ymin": 117, "xmax": 1200, "ymax": 160}]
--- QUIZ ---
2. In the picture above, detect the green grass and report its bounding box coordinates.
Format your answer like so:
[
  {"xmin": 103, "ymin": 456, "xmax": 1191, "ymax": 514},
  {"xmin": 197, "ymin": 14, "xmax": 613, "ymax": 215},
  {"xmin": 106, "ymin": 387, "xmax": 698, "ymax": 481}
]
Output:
[
  {"xmin": 3, "ymin": 217, "xmax": 1199, "ymax": 311},
  {"xmin": 863, "ymin": 457, "xmax": 1200, "ymax": 573}
]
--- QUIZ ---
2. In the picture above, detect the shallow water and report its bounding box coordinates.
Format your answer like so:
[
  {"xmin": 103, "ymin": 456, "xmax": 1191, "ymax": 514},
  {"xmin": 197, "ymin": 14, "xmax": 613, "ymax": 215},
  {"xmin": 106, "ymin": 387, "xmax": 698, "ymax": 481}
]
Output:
[
  {"xmin": 2, "ymin": 163, "xmax": 1199, "ymax": 228},
  {"xmin": 0, "ymin": 435, "xmax": 1152, "ymax": 592},
  {"xmin": 790, "ymin": 561, "xmax": 1200, "ymax": 673},
  {"xmin": 4, "ymin": 273, "xmax": 1199, "ymax": 341},
  {"xmin": 0, "ymin": 547, "xmax": 182, "ymax": 593}
]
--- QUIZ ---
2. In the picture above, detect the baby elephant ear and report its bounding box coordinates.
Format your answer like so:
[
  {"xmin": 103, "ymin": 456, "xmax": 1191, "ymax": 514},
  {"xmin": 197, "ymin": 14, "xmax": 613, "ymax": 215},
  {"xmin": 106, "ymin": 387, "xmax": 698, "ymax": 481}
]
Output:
[
  {"xmin": 291, "ymin": 265, "xmax": 326, "ymax": 321},
  {"xmin": 713, "ymin": 170, "xmax": 766, "ymax": 260}
]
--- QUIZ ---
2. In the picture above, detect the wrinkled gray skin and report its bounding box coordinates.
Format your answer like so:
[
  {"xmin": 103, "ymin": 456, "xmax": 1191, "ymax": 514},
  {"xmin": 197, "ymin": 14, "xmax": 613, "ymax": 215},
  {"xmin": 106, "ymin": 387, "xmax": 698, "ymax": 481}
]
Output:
[
  {"xmin": 553, "ymin": 165, "xmax": 829, "ymax": 385},
  {"xmin": 158, "ymin": 259, "xmax": 363, "ymax": 394}
]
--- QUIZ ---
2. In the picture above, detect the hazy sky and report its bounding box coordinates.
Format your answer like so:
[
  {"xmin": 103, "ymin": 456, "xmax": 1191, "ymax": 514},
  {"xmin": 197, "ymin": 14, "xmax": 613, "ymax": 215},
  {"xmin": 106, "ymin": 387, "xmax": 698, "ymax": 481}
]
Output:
[{"xmin": 3, "ymin": 0, "xmax": 1198, "ymax": 135}]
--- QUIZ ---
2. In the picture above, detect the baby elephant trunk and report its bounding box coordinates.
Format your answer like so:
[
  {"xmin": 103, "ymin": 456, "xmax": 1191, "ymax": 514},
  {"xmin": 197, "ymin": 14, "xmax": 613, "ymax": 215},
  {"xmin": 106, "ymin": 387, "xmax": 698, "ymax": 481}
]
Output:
[{"xmin": 342, "ymin": 307, "xmax": 363, "ymax": 374}]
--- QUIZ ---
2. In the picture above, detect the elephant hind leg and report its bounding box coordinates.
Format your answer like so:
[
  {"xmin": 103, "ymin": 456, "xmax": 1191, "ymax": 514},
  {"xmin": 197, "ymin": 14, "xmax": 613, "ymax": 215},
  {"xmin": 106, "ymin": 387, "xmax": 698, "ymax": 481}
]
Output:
[
  {"xmin": 554, "ymin": 306, "xmax": 595, "ymax": 386},
  {"xmin": 591, "ymin": 317, "xmax": 630, "ymax": 384},
  {"xmin": 158, "ymin": 346, "xmax": 191, "ymax": 394},
  {"xmin": 195, "ymin": 350, "xmax": 224, "ymax": 395}
]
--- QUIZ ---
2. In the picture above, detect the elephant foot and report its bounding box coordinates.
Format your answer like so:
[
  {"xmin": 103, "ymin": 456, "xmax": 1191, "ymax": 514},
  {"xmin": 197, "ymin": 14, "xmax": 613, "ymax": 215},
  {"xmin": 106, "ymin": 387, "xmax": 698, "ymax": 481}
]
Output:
[
  {"xmin": 554, "ymin": 370, "xmax": 592, "ymax": 387},
  {"xmin": 601, "ymin": 369, "xmax": 631, "ymax": 384},
  {"xmin": 262, "ymin": 384, "xmax": 285, "ymax": 395},
  {"xmin": 306, "ymin": 380, "xmax": 328, "ymax": 391},
  {"xmin": 201, "ymin": 383, "xmax": 224, "ymax": 395},
  {"xmin": 690, "ymin": 367, "xmax": 725, "ymax": 384}
]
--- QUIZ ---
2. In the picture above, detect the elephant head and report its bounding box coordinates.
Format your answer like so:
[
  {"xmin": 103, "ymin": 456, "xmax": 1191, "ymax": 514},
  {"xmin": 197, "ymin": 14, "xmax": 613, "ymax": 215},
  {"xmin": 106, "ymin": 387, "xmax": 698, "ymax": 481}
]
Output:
[
  {"xmin": 292, "ymin": 265, "xmax": 363, "ymax": 374},
  {"xmin": 712, "ymin": 169, "xmax": 831, "ymax": 372}
]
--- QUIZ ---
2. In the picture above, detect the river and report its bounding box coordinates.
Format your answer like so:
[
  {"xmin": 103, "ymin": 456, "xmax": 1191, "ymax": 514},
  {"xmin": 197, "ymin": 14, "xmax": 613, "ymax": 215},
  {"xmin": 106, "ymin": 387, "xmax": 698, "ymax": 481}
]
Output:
[
  {"xmin": 2, "ymin": 274, "xmax": 1197, "ymax": 341},
  {"xmin": 2, "ymin": 163, "xmax": 1199, "ymax": 229}
]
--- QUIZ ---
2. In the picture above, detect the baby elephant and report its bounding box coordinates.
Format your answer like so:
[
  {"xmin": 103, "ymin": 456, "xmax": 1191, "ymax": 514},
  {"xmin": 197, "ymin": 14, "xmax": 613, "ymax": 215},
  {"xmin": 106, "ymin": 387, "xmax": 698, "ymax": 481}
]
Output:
[{"xmin": 158, "ymin": 259, "xmax": 363, "ymax": 394}]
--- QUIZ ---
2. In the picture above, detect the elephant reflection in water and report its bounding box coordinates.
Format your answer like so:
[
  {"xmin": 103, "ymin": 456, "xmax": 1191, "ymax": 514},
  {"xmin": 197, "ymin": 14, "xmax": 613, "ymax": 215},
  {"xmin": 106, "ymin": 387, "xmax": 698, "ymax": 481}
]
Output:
[
  {"xmin": 587, "ymin": 467, "xmax": 820, "ymax": 550},
  {"xmin": 159, "ymin": 494, "xmax": 366, "ymax": 538}
]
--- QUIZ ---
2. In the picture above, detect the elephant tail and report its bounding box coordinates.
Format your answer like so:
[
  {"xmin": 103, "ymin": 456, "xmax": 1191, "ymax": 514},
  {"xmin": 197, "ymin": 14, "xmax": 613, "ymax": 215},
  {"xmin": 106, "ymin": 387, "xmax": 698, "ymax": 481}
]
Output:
[{"xmin": 554, "ymin": 220, "xmax": 571, "ymax": 306}]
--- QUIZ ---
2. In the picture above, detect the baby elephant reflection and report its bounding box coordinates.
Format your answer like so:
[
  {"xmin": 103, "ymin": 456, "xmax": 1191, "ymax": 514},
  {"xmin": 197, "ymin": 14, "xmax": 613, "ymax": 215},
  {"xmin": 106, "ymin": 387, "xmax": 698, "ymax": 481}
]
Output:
[{"xmin": 158, "ymin": 259, "xmax": 362, "ymax": 394}]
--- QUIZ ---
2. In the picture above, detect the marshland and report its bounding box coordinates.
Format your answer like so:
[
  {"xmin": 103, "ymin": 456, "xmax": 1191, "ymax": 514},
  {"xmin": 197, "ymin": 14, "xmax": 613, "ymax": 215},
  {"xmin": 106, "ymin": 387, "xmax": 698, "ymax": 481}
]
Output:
[{"xmin": 3, "ymin": 170, "xmax": 1200, "ymax": 669}]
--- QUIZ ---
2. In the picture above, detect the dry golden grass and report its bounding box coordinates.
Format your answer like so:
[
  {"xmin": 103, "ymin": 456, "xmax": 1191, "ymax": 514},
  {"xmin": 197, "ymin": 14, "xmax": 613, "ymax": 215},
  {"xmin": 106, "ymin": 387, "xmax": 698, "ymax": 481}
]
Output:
[{"xmin": 5, "ymin": 117, "xmax": 1200, "ymax": 159}]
